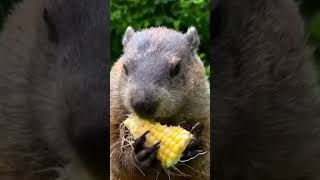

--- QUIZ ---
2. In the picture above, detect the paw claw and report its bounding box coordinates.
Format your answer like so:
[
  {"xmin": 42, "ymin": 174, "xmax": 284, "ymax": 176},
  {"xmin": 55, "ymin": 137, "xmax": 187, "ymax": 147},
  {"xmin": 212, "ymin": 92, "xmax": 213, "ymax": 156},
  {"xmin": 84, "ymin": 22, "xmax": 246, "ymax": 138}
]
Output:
[
  {"xmin": 133, "ymin": 131, "xmax": 150, "ymax": 152},
  {"xmin": 133, "ymin": 140, "xmax": 161, "ymax": 170},
  {"xmin": 136, "ymin": 142, "xmax": 160, "ymax": 161}
]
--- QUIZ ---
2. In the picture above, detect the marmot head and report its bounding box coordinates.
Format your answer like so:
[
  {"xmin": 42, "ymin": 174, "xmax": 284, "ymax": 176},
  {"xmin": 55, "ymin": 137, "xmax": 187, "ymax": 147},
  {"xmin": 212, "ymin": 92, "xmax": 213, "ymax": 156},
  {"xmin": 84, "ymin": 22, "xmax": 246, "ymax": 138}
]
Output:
[{"xmin": 118, "ymin": 26, "xmax": 208, "ymax": 121}]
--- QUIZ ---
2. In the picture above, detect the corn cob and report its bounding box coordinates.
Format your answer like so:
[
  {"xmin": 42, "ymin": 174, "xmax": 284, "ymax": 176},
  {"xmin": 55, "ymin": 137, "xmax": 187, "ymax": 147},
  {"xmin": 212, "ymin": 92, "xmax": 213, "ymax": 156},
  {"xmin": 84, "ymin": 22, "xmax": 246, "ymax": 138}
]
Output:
[{"xmin": 123, "ymin": 115, "xmax": 193, "ymax": 168}]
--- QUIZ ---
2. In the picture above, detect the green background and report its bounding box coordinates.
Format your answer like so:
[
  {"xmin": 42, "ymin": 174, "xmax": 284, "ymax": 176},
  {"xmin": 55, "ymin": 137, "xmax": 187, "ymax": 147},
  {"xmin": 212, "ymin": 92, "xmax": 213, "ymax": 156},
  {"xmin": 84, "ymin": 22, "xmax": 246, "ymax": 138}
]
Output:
[
  {"xmin": 110, "ymin": 0, "xmax": 210, "ymax": 77},
  {"xmin": 1, "ymin": 0, "xmax": 319, "ymax": 79}
]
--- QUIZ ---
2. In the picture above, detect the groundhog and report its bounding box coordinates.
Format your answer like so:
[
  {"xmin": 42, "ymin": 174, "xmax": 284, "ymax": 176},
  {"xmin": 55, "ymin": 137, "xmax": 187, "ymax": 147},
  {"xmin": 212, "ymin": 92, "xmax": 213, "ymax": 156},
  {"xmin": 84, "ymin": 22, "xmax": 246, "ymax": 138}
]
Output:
[
  {"xmin": 0, "ymin": 0, "xmax": 107, "ymax": 179},
  {"xmin": 212, "ymin": 0, "xmax": 320, "ymax": 179},
  {"xmin": 110, "ymin": 27, "xmax": 210, "ymax": 180}
]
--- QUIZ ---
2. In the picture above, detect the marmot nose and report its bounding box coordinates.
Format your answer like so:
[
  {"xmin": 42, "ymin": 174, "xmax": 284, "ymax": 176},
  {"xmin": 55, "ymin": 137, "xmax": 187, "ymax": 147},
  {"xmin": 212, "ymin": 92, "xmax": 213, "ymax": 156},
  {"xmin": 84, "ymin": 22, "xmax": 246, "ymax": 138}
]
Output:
[{"xmin": 131, "ymin": 97, "xmax": 158, "ymax": 118}]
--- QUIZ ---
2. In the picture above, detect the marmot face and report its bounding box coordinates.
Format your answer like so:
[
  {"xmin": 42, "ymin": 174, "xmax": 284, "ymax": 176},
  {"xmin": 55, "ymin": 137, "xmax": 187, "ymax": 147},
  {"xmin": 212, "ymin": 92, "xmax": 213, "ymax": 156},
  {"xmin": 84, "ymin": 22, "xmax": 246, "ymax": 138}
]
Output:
[{"xmin": 118, "ymin": 26, "xmax": 202, "ymax": 122}]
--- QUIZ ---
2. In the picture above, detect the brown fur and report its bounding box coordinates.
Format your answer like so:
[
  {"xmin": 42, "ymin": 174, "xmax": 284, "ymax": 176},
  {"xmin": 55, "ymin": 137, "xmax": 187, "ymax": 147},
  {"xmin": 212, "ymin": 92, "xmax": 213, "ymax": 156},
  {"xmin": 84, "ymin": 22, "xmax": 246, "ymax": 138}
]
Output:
[
  {"xmin": 212, "ymin": 0, "xmax": 320, "ymax": 179},
  {"xmin": 0, "ymin": 0, "xmax": 108, "ymax": 179},
  {"xmin": 110, "ymin": 27, "xmax": 210, "ymax": 180}
]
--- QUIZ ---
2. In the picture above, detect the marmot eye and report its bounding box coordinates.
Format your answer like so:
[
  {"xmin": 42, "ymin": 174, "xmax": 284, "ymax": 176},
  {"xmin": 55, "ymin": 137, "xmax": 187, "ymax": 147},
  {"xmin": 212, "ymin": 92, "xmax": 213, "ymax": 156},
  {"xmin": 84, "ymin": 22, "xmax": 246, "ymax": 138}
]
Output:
[
  {"xmin": 123, "ymin": 64, "xmax": 128, "ymax": 75},
  {"xmin": 170, "ymin": 62, "xmax": 181, "ymax": 77}
]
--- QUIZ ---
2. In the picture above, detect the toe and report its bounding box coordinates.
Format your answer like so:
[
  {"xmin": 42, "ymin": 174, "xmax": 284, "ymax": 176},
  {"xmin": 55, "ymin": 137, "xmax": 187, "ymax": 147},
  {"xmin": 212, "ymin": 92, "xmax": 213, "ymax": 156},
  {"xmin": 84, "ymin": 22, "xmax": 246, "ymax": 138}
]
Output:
[
  {"xmin": 136, "ymin": 141, "xmax": 160, "ymax": 162},
  {"xmin": 133, "ymin": 131, "xmax": 150, "ymax": 153}
]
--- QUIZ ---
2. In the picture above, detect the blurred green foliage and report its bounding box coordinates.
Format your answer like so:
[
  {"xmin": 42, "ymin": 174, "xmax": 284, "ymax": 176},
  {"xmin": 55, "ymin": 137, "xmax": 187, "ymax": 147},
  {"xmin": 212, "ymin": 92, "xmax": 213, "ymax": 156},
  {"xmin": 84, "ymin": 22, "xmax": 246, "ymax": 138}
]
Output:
[
  {"xmin": 110, "ymin": 0, "xmax": 210, "ymax": 76},
  {"xmin": 0, "ymin": 0, "xmax": 319, "ymax": 79}
]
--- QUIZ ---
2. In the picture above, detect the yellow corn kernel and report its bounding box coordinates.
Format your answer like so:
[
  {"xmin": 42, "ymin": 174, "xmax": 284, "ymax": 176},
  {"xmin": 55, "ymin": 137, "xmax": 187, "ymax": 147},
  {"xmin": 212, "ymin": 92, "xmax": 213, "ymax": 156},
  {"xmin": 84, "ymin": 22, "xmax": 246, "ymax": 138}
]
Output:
[{"xmin": 123, "ymin": 114, "xmax": 193, "ymax": 168}]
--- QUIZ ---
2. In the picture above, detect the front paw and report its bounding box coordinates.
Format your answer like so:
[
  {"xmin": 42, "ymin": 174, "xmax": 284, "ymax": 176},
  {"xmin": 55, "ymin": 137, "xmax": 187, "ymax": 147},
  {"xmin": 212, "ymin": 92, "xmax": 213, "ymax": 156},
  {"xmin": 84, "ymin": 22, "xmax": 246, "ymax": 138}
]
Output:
[
  {"xmin": 181, "ymin": 122, "xmax": 206, "ymax": 161},
  {"xmin": 132, "ymin": 131, "xmax": 161, "ymax": 171}
]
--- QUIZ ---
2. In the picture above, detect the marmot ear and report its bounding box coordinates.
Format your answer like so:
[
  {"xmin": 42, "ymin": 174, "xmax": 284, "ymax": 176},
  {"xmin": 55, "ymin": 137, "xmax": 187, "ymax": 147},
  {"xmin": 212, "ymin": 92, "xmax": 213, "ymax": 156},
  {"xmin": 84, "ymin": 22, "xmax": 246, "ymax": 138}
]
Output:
[
  {"xmin": 185, "ymin": 26, "xmax": 200, "ymax": 53},
  {"xmin": 122, "ymin": 26, "xmax": 135, "ymax": 47}
]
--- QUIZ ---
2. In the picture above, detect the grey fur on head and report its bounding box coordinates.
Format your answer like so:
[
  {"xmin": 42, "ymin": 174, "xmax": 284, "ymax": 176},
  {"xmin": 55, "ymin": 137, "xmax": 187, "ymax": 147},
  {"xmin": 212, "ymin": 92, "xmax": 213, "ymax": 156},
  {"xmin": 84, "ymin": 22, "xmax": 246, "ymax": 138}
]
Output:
[
  {"xmin": 122, "ymin": 26, "xmax": 135, "ymax": 46},
  {"xmin": 185, "ymin": 26, "xmax": 200, "ymax": 53},
  {"xmin": 117, "ymin": 26, "xmax": 209, "ymax": 122}
]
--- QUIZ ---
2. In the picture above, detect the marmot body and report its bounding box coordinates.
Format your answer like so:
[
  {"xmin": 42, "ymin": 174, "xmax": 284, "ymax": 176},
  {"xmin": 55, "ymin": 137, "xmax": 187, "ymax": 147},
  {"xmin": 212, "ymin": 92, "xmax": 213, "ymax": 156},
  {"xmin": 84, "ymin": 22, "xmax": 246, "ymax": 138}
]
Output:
[
  {"xmin": 110, "ymin": 27, "xmax": 210, "ymax": 180},
  {"xmin": 212, "ymin": 0, "xmax": 320, "ymax": 179},
  {"xmin": 0, "ymin": 0, "xmax": 107, "ymax": 179}
]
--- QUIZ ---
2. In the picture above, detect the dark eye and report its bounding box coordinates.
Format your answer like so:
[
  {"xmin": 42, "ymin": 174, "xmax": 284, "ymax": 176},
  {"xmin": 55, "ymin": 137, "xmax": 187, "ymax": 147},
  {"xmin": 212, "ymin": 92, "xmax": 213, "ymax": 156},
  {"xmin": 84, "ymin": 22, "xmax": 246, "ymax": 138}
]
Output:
[
  {"xmin": 170, "ymin": 62, "xmax": 181, "ymax": 77},
  {"xmin": 123, "ymin": 64, "xmax": 128, "ymax": 75}
]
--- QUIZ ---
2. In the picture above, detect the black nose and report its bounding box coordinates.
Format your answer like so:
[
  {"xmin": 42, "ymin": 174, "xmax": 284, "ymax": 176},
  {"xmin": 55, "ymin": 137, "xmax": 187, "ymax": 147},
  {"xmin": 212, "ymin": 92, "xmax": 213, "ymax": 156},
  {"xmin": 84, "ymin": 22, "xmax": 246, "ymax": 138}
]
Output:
[{"xmin": 131, "ymin": 97, "xmax": 158, "ymax": 118}]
